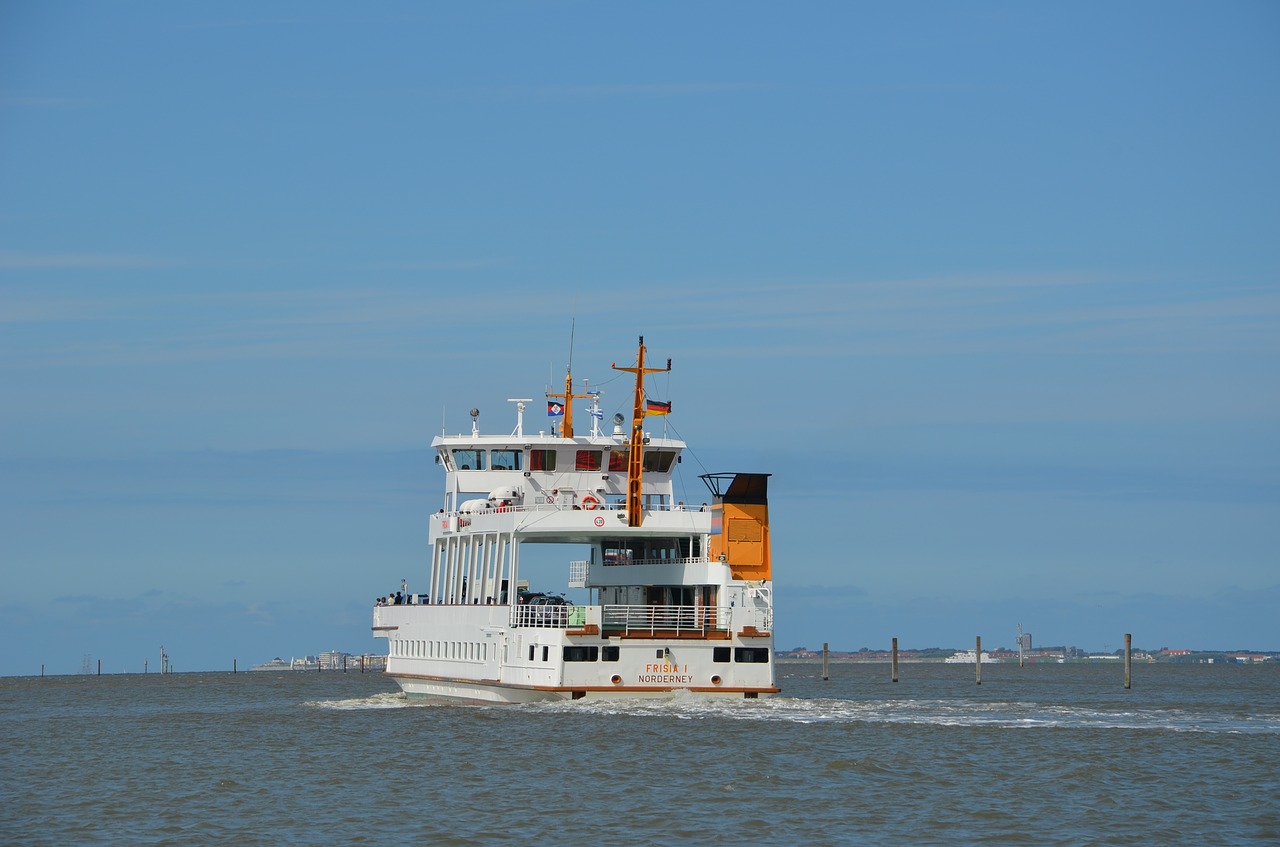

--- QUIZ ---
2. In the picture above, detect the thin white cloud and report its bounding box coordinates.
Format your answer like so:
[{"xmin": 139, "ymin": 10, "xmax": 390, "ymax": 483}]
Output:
[
  {"xmin": 3, "ymin": 270, "xmax": 1276, "ymax": 370},
  {"xmin": 177, "ymin": 18, "xmax": 308, "ymax": 31},
  {"xmin": 360, "ymin": 258, "xmax": 507, "ymax": 271},
  {"xmin": 645, "ymin": 272, "xmax": 1280, "ymax": 357},
  {"xmin": 0, "ymin": 251, "xmax": 168, "ymax": 269},
  {"xmin": 491, "ymin": 82, "xmax": 775, "ymax": 100},
  {"xmin": 0, "ymin": 96, "xmax": 96, "ymax": 108}
]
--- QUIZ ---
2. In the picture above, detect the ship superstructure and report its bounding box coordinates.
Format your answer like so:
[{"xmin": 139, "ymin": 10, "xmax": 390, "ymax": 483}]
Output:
[{"xmin": 372, "ymin": 337, "xmax": 777, "ymax": 702}]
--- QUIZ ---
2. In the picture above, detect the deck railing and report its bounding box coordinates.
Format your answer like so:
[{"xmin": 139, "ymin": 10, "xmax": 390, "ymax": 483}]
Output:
[
  {"xmin": 439, "ymin": 500, "xmax": 708, "ymax": 522},
  {"xmin": 510, "ymin": 604, "xmax": 585, "ymax": 629},
  {"xmin": 601, "ymin": 604, "xmax": 728, "ymax": 636},
  {"xmin": 508, "ymin": 603, "xmax": 770, "ymax": 634}
]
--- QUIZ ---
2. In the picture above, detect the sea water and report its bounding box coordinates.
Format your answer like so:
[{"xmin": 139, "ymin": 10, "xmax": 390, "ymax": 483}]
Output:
[{"xmin": 2, "ymin": 662, "xmax": 1277, "ymax": 846}]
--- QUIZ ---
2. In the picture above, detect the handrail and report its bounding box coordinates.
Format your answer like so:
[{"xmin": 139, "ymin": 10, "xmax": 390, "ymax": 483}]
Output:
[
  {"xmin": 601, "ymin": 604, "xmax": 729, "ymax": 636},
  {"xmin": 509, "ymin": 604, "xmax": 584, "ymax": 629},
  {"xmin": 435, "ymin": 501, "xmax": 706, "ymax": 521},
  {"xmin": 604, "ymin": 555, "xmax": 709, "ymax": 567},
  {"xmin": 508, "ymin": 603, "xmax": 770, "ymax": 634}
]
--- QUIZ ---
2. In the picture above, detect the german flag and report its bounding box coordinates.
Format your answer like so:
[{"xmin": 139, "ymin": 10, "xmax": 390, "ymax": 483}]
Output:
[{"xmin": 645, "ymin": 399, "xmax": 671, "ymax": 416}]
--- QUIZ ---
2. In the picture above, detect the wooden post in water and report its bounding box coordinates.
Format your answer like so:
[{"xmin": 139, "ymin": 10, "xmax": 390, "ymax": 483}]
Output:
[
  {"xmin": 361, "ymin": 655, "xmax": 366, "ymax": 674},
  {"xmin": 1124, "ymin": 633, "xmax": 1132, "ymax": 689},
  {"xmin": 891, "ymin": 637, "xmax": 899, "ymax": 683},
  {"xmin": 97, "ymin": 658, "xmax": 101, "ymax": 676},
  {"xmin": 975, "ymin": 636, "xmax": 982, "ymax": 685},
  {"xmin": 822, "ymin": 642, "xmax": 829, "ymax": 681},
  {"xmin": 343, "ymin": 655, "xmax": 348, "ymax": 673},
  {"xmin": 41, "ymin": 664, "xmax": 45, "ymax": 678},
  {"xmin": 233, "ymin": 658, "xmax": 237, "ymax": 674}
]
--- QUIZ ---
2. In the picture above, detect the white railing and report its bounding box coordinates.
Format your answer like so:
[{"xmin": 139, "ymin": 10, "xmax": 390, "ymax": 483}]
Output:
[
  {"xmin": 610, "ymin": 555, "xmax": 707, "ymax": 568},
  {"xmin": 746, "ymin": 605, "xmax": 774, "ymax": 633},
  {"xmin": 509, "ymin": 605, "xmax": 586, "ymax": 629},
  {"xmin": 507, "ymin": 603, "xmax": 771, "ymax": 634},
  {"xmin": 601, "ymin": 604, "xmax": 729, "ymax": 636},
  {"xmin": 568, "ymin": 560, "xmax": 588, "ymax": 587},
  {"xmin": 436, "ymin": 499, "xmax": 707, "ymax": 526}
]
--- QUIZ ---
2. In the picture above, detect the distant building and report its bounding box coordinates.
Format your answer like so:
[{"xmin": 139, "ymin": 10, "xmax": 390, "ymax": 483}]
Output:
[{"xmin": 250, "ymin": 653, "xmax": 387, "ymax": 671}]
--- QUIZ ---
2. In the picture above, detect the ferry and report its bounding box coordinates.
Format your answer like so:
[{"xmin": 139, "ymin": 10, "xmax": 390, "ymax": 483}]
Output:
[
  {"xmin": 372, "ymin": 337, "xmax": 778, "ymax": 702},
  {"xmin": 944, "ymin": 650, "xmax": 1000, "ymax": 664}
]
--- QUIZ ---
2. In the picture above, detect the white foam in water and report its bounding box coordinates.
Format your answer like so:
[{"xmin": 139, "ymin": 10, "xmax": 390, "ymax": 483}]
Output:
[
  {"xmin": 533, "ymin": 694, "xmax": 1280, "ymax": 734},
  {"xmin": 304, "ymin": 691, "xmax": 415, "ymax": 710},
  {"xmin": 299, "ymin": 687, "xmax": 1280, "ymax": 734}
]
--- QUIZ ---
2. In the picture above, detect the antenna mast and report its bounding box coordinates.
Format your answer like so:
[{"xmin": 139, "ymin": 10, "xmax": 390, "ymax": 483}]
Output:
[
  {"xmin": 612, "ymin": 335, "xmax": 671, "ymax": 527},
  {"xmin": 547, "ymin": 320, "xmax": 593, "ymax": 438}
]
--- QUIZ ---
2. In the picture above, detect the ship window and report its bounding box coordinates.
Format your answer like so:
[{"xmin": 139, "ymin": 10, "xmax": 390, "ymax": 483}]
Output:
[
  {"xmin": 608, "ymin": 450, "xmax": 628, "ymax": 472},
  {"xmin": 643, "ymin": 451, "xmax": 676, "ymax": 473},
  {"xmin": 542, "ymin": 646, "xmax": 550, "ymax": 662},
  {"xmin": 529, "ymin": 449, "xmax": 557, "ymax": 472},
  {"xmin": 602, "ymin": 543, "xmax": 634, "ymax": 566},
  {"xmin": 452, "ymin": 449, "xmax": 485, "ymax": 471},
  {"xmin": 602, "ymin": 645, "xmax": 620, "ymax": 662},
  {"xmin": 734, "ymin": 647, "xmax": 770, "ymax": 664},
  {"xmin": 563, "ymin": 646, "xmax": 599, "ymax": 662},
  {"xmin": 575, "ymin": 450, "xmax": 602, "ymax": 471},
  {"xmin": 491, "ymin": 449, "xmax": 522, "ymax": 471},
  {"xmin": 528, "ymin": 645, "xmax": 535, "ymax": 661},
  {"xmin": 713, "ymin": 647, "xmax": 731, "ymax": 663}
]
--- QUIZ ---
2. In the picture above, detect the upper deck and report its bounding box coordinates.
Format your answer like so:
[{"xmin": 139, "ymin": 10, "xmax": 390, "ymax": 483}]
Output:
[{"xmin": 431, "ymin": 424, "xmax": 691, "ymax": 524}]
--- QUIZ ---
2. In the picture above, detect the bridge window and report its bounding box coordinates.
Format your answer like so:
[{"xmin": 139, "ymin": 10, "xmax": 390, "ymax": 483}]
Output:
[
  {"xmin": 529, "ymin": 449, "xmax": 556, "ymax": 472},
  {"xmin": 643, "ymin": 451, "xmax": 676, "ymax": 473},
  {"xmin": 452, "ymin": 449, "xmax": 485, "ymax": 471},
  {"xmin": 491, "ymin": 449, "xmax": 522, "ymax": 471},
  {"xmin": 575, "ymin": 450, "xmax": 602, "ymax": 471},
  {"xmin": 608, "ymin": 450, "xmax": 628, "ymax": 472}
]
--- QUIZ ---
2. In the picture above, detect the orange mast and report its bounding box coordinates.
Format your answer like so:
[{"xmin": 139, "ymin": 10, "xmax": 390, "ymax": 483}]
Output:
[
  {"xmin": 546, "ymin": 369, "xmax": 595, "ymax": 438},
  {"xmin": 612, "ymin": 336, "xmax": 671, "ymax": 527}
]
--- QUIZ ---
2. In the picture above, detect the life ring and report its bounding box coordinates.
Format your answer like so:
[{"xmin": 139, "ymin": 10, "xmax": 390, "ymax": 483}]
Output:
[{"xmin": 581, "ymin": 494, "xmax": 600, "ymax": 510}]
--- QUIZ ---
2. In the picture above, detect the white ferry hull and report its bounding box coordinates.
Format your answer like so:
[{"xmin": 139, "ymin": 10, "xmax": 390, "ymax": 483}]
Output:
[
  {"xmin": 376, "ymin": 603, "xmax": 778, "ymax": 702},
  {"xmin": 391, "ymin": 674, "xmax": 775, "ymax": 704}
]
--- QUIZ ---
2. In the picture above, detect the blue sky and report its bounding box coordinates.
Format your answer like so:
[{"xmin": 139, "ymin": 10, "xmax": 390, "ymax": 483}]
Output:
[{"xmin": 2, "ymin": 2, "xmax": 1277, "ymax": 675}]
